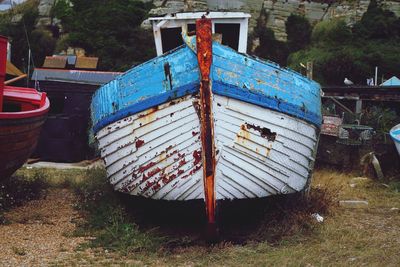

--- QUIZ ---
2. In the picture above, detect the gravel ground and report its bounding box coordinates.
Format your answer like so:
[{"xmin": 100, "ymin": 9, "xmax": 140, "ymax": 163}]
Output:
[{"xmin": 0, "ymin": 188, "xmax": 88, "ymax": 266}]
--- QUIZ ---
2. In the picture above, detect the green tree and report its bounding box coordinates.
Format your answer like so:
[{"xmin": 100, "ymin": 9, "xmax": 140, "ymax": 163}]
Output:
[
  {"xmin": 0, "ymin": 1, "xmax": 55, "ymax": 72},
  {"xmin": 311, "ymin": 19, "xmax": 352, "ymax": 46},
  {"xmin": 288, "ymin": 0, "xmax": 400, "ymax": 86},
  {"xmin": 252, "ymin": 10, "xmax": 289, "ymax": 66},
  {"xmin": 254, "ymin": 27, "xmax": 289, "ymax": 66},
  {"xmin": 53, "ymin": 0, "xmax": 155, "ymax": 71},
  {"xmin": 285, "ymin": 14, "xmax": 311, "ymax": 53},
  {"xmin": 353, "ymin": 0, "xmax": 400, "ymax": 40}
]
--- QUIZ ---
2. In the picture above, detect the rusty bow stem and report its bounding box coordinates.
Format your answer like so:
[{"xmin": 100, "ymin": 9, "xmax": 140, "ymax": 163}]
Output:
[{"xmin": 196, "ymin": 18, "xmax": 216, "ymax": 226}]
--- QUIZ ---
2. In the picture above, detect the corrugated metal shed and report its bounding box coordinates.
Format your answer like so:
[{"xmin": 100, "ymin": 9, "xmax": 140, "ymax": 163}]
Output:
[
  {"xmin": 75, "ymin": 56, "xmax": 98, "ymax": 69},
  {"xmin": 42, "ymin": 56, "xmax": 67, "ymax": 69},
  {"xmin": 32, "ymin": 68, "xmax": 122, "ymax": 86},
  {"xmin": 31, "ymin": 67, "xmax": 121, "ymax": 162}
]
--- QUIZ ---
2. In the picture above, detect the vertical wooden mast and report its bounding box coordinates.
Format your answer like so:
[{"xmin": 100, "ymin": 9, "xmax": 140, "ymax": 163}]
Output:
[
  {"xmin": 0, "ymin": 36, "xmax": 7, "ymax": 112},
  {"xmin": 196, "ymin": 17, "xmax": 216, "ymax": 227}
]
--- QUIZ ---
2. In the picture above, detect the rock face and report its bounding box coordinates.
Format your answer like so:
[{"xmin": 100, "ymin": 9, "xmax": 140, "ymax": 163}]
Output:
[
  {"xmin": 13, "ymin": 0, "xmax": 400, "ymax": 42},
  {"xmin": 149, "ymin": 0, "xmax": 208, "ymax": 15},
  {"xmin": 148, "ymin": 0, "xmax": 400, "ymax": 40},
  {"xmin": 149, "ymin": 0, "xmax": 264, "ymax": 32},
  {"xmin": 262, "ymin": 0, "xmax": 400, "ymax": 40},
  {"xmin": 36, "ymin": 0, "xmax": 56, "ymax": 27},
  {"xmin": 207, "ymin": 0, "xmax": 264, "ymax": 33}
]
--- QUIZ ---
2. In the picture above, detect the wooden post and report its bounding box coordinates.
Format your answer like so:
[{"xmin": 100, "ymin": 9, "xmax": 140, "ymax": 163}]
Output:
[
  {"xmin": 0, "ymin": 36, "xmax": 8, "ymax": 112},
  {"xmin": 4, "ymin": 74, "xmax": 27, "ymax": 85},
  {"xmin": 306, "ymin": 61, "xmax": 313, "ymax": 80},
  {"xmin": 355, "ymin": 99, "xmax": 363, "ymax": 115}
]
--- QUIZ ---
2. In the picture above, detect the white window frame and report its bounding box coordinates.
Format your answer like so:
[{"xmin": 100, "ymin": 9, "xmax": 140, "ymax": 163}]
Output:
[{"xmin": 149, "ymin": 12, "xmax": 250, "ymax": 56}]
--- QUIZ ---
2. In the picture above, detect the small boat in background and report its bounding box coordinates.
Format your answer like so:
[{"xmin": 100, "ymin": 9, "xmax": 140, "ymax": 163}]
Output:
[
  {"xmin": 91, "ymin": 13, "xmax": 322, "ymax": 228},
  {"xmin": 0, "ymin": 36, "xmax": 50, "ymax": 179},
  {"xmin": 390, "ymin": 124, "xmax": 400, "ymax": 156}
]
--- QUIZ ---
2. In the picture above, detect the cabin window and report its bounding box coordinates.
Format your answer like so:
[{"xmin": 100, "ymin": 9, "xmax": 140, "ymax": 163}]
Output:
[
  {"xmin": 187, "ymin": 23, "xmax": 196, "ymax": 34},
  {"xmin": 214, "ymin": 23, "xmax": 240, "ymax": 51},
  {"xmin": 161, "ymin": 27, "xmax": 184, "ymax": 53}
]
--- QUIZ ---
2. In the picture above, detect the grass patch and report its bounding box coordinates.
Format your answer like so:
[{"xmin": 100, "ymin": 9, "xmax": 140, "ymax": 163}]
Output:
[
  {"xmin": 0, "ymin": 170, "xmax": 48, "ymax": 224},
  {"xmin": 66, "ymin": 167, "xmax": 341, "ymax": 256},
  {"xmin": 389, "ymin": 181, "xmax": 400, "ymax": 192},
  {"xmin": 215, "ymin": 171, "xmax": 340, "ymax": 245},
  {"xmin": 72, "ymin": 168, "xmax": 163, "ymax": 254},
  {"xmin": 22, "ymin": 167, "xmax": 399, "ymax": 266},
  {"xmin": 250, "ymin": 185, "xmax": 339, "ymax": 244},
  {"xmin": 15, "ymin": 167, "xmax": 86, "ymax": 188}
]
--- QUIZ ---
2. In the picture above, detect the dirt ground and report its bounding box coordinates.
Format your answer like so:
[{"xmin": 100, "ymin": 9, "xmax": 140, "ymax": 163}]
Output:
[
  {"xmin": 1, "ymin": 169, "xmax": 400, "ymax": 266},
  {"xmin": 0, "ymin": 189, "xmax": 87, "ymax": 266}
]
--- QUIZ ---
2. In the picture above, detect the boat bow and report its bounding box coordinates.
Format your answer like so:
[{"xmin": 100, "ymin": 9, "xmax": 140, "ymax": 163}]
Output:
[{"xmin": 90, "ymin": 16, "xmax": 322, "ymax": 229}]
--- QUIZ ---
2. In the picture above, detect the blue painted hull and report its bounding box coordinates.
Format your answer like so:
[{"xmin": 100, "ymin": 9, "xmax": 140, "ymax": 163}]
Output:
[
  {"xmin": 91, "ymin": 42, "xmax": 322, "ymax": 134},
  {"xmin": 91, "ymin": 40, "xmax": 322, "ymax": 201},
  {"xmin": 390, "ymin": 124, "xmax": 400, "ymax": 156}
]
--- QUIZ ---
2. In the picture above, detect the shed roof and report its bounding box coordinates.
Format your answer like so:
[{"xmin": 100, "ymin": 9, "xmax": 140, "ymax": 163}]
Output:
[
  {"xmin": 42, "ymin": 56, "xmax": 67, "ymax": 69},
  {"xmin": 75, "ymin": 57, "xmax": 99, "ymax": 69},
  {"xmin": 149, "ymin": 11, "xmax": 251, "ymax": 21},
  {"xmin": 32, "ymin": 68, "xmax": 122, "ymax": 85}
]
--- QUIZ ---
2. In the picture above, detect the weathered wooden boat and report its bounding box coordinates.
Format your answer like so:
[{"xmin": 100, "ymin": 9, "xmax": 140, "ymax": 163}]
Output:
[
  {"xmin": 91, "ymin": 14, "xmax": 321, "ymax": 228},
  {"xmin": 0, "ymin": 36, "xmax": 50, "ymax": 179},
  {"xmin": 390, "ymin": 124, "xmax": 400, "ymax": 156}
]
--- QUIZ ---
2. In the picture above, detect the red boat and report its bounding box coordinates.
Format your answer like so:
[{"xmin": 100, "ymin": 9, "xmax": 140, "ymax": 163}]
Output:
[{"xmin": 0, "ymin": 36, "xmax": 50, "ymax": 179}]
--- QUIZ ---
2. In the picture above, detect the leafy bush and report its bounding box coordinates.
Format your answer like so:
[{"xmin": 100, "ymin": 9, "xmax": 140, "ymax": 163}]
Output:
[
  {"xmin": 253, "ymin": 26, "xmax": 288, "ymax": 66},
  {"xmin": 311, "ymin": 19, "xmax": 352, "ymax": 46},
  {"xmin": 0, "ymin": 0, "xmax": 49, "ymax": 72},
  {"xmin": 250, "ymin": 9, "xmax": 289, "ymax": 66},
  {"xmin": 29, "ymin": 29, "xmax": 57, "ymax": 67},
  {"xmin": 247, "ymin": 185, "xmax": 339, "ymax": 243},
  {"xmin": 53, "ymin": 0, "xmax": 156, "ymax": 71},
  {"xmin": 286, "ymin": 14, "xmax": 312, "ymax": 53},
  {"xmin": 353, "ymin": 0, "xmax": 400, "ymax": 40},
  {"xmin": 288, "ymin": 0, "xmax": 400, "ymax": 85},
  {"xmin": 362, "ymin": 105, "xmax": 400, "ymax": 141}
]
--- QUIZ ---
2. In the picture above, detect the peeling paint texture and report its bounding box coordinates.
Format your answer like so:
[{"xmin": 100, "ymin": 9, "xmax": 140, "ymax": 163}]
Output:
[
  {"xmin": 196, "ymin": 18, "xmax": 216, "ymax": 224},
  {"xmin": 91, "ymin": 19, "xmax": 321, "ymax": 202}
]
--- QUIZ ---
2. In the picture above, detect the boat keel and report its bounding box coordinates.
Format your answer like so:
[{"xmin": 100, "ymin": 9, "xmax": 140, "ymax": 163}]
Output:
[{"xmin": 196, "ymin": 17, "xmax": 217, "ymax": 231}]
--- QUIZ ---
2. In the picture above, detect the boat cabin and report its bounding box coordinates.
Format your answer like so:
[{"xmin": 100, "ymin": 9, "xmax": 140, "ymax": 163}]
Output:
[{"xmin": 149, "ymin": 12, "xmax": 250, "ymax": 56}]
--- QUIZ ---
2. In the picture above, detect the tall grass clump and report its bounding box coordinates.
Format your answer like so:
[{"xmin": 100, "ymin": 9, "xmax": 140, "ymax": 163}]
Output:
[
  {"xmin": 73, "ymin": 168, "xmax": 163, "ymax": 254},
  {"xmin": 244, "ymin": 171, "xmax": 341, "ymax": 244}
]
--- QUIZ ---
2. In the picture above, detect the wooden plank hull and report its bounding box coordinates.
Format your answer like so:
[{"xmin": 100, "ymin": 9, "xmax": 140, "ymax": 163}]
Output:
[
  {"xmin": 97, "ymin": 95, "xmax": 204, "ymax": 200},
  {"xmin": 390, "ymin": 124, "xmax": 400, "ymax": 156},
  {"xmin": 91, "ymin": 30, "xmax": 322, "ymax": 203},
  {"xmin": 96, "ymin": 94, "xmax": 318, "ymax": 200},
  {"xmin": 0, "ymin": 114, "xmax": 47, "ymax": 179},
  {"xmin": 0, "ymin": 35, "xmax": 50, "ymax": 180}
]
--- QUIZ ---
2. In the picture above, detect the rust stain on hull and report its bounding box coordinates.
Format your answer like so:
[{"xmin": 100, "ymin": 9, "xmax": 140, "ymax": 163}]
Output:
[
  {"xmin": 135, "ymin": 139, "xmax": 145, "ymax": 149},
  {"xmin": 245, "ymin": 123, "xmax": 277, "ymax": 141},
  {"xmin": 196, "ymin": 18, "xmax": 216, "ymax": 226}
]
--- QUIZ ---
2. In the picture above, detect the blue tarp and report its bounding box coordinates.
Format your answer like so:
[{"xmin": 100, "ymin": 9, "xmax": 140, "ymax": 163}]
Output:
[{"xmin": 381, "ymin": 76, "xmax": 400, "ymax": 86}]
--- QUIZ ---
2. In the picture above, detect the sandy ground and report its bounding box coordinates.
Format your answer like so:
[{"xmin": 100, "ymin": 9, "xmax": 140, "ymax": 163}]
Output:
[
  {"xmin": 0, "ymin": 189, "xmax": 87, "ymax": 266},
  {"xmin": 24, "ymin": 159, "xmax": 105, "ymax": 170}
]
